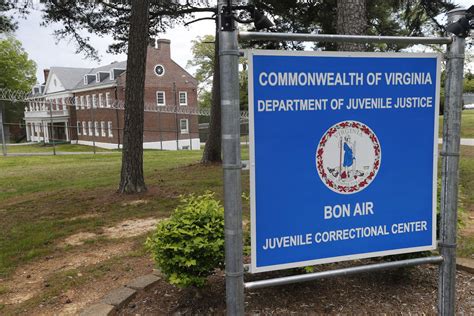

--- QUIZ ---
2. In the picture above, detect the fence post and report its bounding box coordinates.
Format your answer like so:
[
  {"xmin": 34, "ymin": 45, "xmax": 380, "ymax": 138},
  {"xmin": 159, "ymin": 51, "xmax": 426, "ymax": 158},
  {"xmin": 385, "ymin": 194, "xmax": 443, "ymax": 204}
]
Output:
[
  {"xmin": 89, "ymin": 102, "xmax": 96, "ymax": 154},
  {"xmin": 218, "ymin": 0, "xmax": 244, "ymax": 315},
  {"xmin": 49, "ymin": 100, "xmax": 56, "ymax": 156},
  {"xmin": 438, "ymin": 8, "xmax": 466, "ymax": 316},
  {"xmin": 157, "ymin": 108, "xmax": 163, "ymax": 150},
  {"xmin": 0, "ymin": 101, "xmax": 6, "ymax": 156}
]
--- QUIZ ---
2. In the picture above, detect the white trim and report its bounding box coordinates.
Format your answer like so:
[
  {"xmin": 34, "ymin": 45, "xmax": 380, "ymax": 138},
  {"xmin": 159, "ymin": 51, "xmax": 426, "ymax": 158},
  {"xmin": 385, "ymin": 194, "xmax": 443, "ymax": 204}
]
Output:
[
  {"xmin": 101, "ymin": 121, "xmax": 106, "ymax": 137},
  {"xmin": 179, "ymin": 91, "xmax": 188, "ymax": 106},
  {"xmin": 107, "ymin": 121, "xmax": 113, "ymax": 138},
  {"xmin": 106, "ymin": 92, "xmax": 111, "ymax": 108},
  {"xmin": 77, "ymin": 121, "xmax": 81, "ymax": 135},
  {"xmin": 99, "ymin": 93, "xmax": 104, "ymax": 108},
  {"xmin": 156, "ymin": 91, "xmax": 166, "ymax": 106},
  {"xmin": 248, "ymin": 50, "xmax": 440, "ymax": 273},
  {"xmin": 154, "ymin": 64, "xmax": 165, "ymax": 77},
  {"xmin": 179, "ymin": 118, "xmax": 189, "ymax": 134},
  {"xmin": 78, "ymin": 139, "xmax": 200, "ymax": 150},
  {"xmin": 71, "ymin": 83, "xmax": 116, "ymax": 94}
]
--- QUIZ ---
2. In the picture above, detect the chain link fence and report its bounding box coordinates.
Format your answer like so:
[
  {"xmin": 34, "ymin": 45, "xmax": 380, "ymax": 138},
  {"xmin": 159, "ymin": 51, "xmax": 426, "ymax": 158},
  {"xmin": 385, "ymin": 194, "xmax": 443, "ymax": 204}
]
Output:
[{"xmin": 0, "ymin": 88, "xmax": 249, "ymax": 156}]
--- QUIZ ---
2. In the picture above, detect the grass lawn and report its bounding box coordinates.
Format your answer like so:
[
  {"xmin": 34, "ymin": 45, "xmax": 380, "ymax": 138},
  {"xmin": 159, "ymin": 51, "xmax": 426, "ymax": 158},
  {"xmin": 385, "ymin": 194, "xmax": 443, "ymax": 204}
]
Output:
[
  {"xmin": 0, "ymin": 149, "xmax": 251, "ymax": 279},
  {"xmin": 0, "ymin": 142, "xmax": 472, "ymax": 313},
  {"xmin": 5, "ymin": 143, "xmax": 112, "ymax": 154},
  {"xmin": 439, "ymin": 110, "xmax": 474, "ymax": 138},
  {"xmin": 458, "ymin": 146, "xmax": 474, "ymax": 257}
]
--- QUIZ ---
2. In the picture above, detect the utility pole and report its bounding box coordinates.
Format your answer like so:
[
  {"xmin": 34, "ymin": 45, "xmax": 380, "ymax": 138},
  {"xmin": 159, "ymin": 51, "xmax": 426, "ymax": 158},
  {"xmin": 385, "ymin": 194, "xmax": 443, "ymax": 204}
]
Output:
[
  {"xmin": 438, "ymin": 8, "xmax": 466, "ymax": 316},
  {"xmin": 218, "ymin": 0, "xmax": 244, "ymax": 315}
]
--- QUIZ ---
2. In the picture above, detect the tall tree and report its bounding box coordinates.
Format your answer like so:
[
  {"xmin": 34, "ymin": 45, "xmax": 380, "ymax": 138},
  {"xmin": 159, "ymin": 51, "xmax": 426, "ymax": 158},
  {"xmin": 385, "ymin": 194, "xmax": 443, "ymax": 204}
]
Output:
[
  {"xmin": 337, "ymin": 0, "xmax": 367, "ymax": 51},
  {"xmin": 35, "ymin": 0, "xmax": 457, "ymax": 181},
  {"xmin": 118, "ymin": 0, "xmax": 150, "ymax": 193},
  {"xmin": 0, "ymin": 0, "xmax": 17, "ymax": 33},
  {"xmin": 0, "ymin": 37, "xmax": 36, "ymax": 122},
  {"xmin": 0, "ymin": 37, "xmax": 36, "ymax": 91}
]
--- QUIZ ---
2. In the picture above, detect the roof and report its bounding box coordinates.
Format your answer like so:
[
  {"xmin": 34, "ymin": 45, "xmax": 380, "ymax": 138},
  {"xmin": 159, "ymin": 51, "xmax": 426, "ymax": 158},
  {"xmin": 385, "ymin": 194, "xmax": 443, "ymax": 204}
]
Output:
[
  {"xmin": 73, "ymin": 61, "xmax": 127, "ymax": 90},
  {"xmin": 49, "ymin": 66, "xmax": 92, "ymax": 90}
]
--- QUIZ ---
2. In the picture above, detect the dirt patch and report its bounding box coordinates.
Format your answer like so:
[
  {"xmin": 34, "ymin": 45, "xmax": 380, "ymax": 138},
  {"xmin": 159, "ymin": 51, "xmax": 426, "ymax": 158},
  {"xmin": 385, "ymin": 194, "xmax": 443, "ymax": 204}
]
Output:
[
  {"xmin": 0, "ymin": 242, "xmax": 134, "ymax": 306},
  {"xmin": 118, "ymin": 263, "xmax": 474, "ymax": 315},
  {"xmin": 62, "ymin": 232, "xmax": 98, "ymax": 246},
  {"xmin": 68, "ymin": 214, "xmax": 100, "ymax": 222},
  {"xmin": 121, "ymin": 199, "xmax": 149, "ymax": 207},
  {"xmin": 37, "ymin": 256, "xmax": 155, "ymax": 316},
  {"xmin": 60, "ymin": 217, "xmax": 161, "ymax": 247},
  {"xmin": 103, "ymin": 217, "xmax": 160, "ymax": 239}
]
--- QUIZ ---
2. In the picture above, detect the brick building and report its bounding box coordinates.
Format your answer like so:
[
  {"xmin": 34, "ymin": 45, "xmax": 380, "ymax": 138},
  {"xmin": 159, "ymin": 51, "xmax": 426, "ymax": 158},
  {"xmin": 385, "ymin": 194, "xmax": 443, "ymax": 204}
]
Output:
[{"xmin": 24, "ymin": 39, "xmax": 199, "ymax": 150}]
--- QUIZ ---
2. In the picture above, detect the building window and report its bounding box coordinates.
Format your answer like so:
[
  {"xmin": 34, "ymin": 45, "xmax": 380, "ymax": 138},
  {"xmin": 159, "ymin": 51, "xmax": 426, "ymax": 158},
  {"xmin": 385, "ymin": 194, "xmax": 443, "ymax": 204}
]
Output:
[
  {"xmin": 154, "ymin": 64, "xmax": 165, "ymax": 76},
  {"xmin": 108, "ymin": 121, "xmax": 113, "ymax": 138},
  {"xmin": 94, "ymin": 121, "xmax": 99, "ymax": 136},
  {"xmin": 80, "ymin": 96, "xmax": 84, "ymax": 110},
  {"xmin": 106, "ymin": 92, "xmax": 111, "ymax": 108},
  {"xmin": 180, "ymin": 119, "xmax": 189, "ymax": 134},
  {"xmin": 82, "ymin": 122, "xmax": 87, "ymax": 135},
  {"xmin": 77, "ymin": 121, "xmax": 81, "ymax": 135},
  {"xmin": 156, "ymin": 91, "xmax": 165, "ymax": 106},
  {"xmin": 92, "ymin": 94, "xmax": 97, "ymax": 108},
  {"xmin": 88, "ymin": 121, "xmax": 93, "ymax": 136},
  {"xmin": 74, "ymin": 97, "xmax": 79, "ymax": 108},
  {"xmin": 179, "ymin": 91, "xmax": 187, "ymax": 106},
  {"xmin": 99, "ymin": 93, "xmax": 104, "ymax": 108},
  {"xmin": 86, "ymin": 95, "xmax": 91, "ymax": 109},
  {"xmin": 101, "ymin": 121, "xmax": 106, "ymax": 137}
]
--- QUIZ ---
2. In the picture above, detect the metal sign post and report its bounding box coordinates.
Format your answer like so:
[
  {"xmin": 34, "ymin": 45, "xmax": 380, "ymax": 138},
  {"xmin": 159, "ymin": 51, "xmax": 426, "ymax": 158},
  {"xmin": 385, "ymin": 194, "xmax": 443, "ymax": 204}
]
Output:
[
  {"xmin": 438, "ymin": 8, "xmax": 466, "ymax": 315},
  {"xmin": 218, "ymin": 0, "xmax": 245, "ymax": 315},
  {"xmin": 226, "ymin": 7, "xmax": 467, "ymax": 316}
]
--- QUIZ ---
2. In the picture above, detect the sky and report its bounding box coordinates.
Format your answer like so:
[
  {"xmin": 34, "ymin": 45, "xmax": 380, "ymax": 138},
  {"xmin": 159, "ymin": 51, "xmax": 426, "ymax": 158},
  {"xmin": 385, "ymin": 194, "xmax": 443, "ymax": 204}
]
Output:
[{"xmin": 12, "ymin": 1, "xmax": 473, "ymax": 84}]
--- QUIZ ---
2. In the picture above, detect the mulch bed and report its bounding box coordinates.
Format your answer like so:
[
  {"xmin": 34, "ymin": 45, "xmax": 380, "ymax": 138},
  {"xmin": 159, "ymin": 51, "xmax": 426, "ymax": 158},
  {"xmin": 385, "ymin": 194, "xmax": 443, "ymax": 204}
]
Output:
[{"xmin": 118, "ymin": 260, "xmax": 473, "ymax": 315}]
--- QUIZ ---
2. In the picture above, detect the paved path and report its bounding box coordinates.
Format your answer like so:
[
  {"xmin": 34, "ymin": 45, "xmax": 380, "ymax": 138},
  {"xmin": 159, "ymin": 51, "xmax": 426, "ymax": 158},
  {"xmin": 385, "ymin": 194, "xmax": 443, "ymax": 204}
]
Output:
[{"xmin": 438, "ymin": 138, "xmax": 474, "ymax": 146}]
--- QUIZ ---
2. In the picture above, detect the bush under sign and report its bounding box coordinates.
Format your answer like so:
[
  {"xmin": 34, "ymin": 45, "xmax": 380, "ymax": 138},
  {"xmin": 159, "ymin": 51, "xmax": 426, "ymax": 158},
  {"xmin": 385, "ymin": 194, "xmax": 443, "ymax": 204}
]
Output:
[{"xmin": 248, "ymin": 50, "xmax": 440, "ymax": 273}]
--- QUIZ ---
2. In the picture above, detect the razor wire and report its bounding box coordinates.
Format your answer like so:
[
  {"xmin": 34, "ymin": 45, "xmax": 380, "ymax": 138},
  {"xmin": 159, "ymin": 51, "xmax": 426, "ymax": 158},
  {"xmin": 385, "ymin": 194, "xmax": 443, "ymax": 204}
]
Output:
[{"xmin": 0, "ymin": 88, "xmax": 249, "ymax": 120}]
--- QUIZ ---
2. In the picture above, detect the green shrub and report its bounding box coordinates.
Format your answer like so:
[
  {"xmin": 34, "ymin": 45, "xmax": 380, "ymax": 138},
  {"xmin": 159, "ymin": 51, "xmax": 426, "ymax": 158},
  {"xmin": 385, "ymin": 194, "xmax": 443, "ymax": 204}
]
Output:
[{"xmin": 145, "ymin": 192, "xmax": 225, "ymax": 287}]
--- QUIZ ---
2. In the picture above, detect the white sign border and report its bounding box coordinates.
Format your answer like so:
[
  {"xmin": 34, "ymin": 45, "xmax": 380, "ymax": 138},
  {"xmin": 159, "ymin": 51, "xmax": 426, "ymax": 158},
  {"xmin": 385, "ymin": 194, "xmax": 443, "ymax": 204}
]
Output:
[{"xmin": 248, "ymin": 49, "xmax": 441, "ymax": 274}]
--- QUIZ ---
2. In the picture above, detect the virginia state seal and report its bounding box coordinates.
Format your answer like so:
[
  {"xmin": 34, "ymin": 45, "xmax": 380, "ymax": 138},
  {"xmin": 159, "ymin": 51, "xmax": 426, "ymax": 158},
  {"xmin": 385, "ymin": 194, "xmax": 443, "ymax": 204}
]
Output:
[{"xmin": 316, "ymin": 121, "xmax": 381, "ymax": 194}]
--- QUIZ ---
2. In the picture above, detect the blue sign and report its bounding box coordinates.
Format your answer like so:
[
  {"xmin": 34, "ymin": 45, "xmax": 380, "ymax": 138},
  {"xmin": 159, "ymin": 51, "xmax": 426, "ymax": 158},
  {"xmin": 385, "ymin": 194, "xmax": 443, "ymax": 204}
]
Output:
[{"xmin": 248, "ymin": 50, "xmax": 440, "ymax": 273}]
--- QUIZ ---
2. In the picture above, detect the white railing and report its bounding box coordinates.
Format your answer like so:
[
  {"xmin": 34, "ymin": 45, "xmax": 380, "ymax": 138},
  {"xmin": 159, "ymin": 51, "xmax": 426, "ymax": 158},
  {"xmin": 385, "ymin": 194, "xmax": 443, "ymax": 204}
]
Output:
[{"xmin": 24, "ymin": 109, "xmax": 69, "ymax": 118}]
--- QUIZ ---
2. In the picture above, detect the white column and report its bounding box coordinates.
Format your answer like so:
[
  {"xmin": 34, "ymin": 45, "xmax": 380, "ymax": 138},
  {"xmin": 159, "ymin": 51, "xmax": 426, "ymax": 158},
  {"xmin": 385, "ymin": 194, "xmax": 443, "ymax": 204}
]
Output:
[
  {"xmin": 43, "ymin": 122, "xmax": 49, "ymax": 143},
  {"xmin": 65, "ymin": 122, "xmax": 69, "ymax": 141},
  {"xmin": 26, "ymin": 123, "xmax": 31, "ymax": 141},
  {"xmin": 34, "ymin": 123, "xmax": 39, "ymax": 141}
]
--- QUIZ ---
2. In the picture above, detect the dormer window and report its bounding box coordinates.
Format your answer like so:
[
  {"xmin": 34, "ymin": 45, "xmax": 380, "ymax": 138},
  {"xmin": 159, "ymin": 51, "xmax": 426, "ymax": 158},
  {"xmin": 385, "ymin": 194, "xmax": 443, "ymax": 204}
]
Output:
[
  {"xmin": 83, "ymin": 74, "xmax": 95, "ymax": 85},
  {"xmin": 96, "ymin": 71, "xmax": 109, "ymax": 83},
  {"xmin": 110, "ymin": 68, "xmax": 126, "ymax": 80}
]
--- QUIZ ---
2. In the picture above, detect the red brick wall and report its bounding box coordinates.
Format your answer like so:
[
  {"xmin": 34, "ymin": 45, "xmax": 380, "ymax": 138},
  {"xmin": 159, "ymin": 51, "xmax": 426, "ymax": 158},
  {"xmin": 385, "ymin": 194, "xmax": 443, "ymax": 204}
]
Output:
[{"xmin": 70, "ymin": 40, "xmax": 199, "ymax": 146}]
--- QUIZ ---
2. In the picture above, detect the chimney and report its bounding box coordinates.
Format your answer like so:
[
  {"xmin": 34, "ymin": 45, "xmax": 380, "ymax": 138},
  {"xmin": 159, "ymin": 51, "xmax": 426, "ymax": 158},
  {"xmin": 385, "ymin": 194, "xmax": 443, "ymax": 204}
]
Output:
[
  {"xmin": 148, "ymin": 36, "xmax": 156, "ymax": 48},
  {"xmin": 157, "ymin": 39, "xmax": 171, "ymax": 57},
  {"xmin": 43, "ymin": 69, "xmax": 50, "ymax": 84}
]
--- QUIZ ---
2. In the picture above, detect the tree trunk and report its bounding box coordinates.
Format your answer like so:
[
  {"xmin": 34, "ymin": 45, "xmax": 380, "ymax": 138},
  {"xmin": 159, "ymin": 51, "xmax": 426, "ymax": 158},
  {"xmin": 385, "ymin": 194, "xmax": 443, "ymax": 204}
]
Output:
[
  {"xmin": 336, "ymin": 0, "xmax": 367, "ymax": 51},
  {"xmin": 201, "ymin": 25, "xmax": 221, "ymax": 164},
  {"xmin": 118, "ymin": 0, "xmax": 149, "ymax": 193}
]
